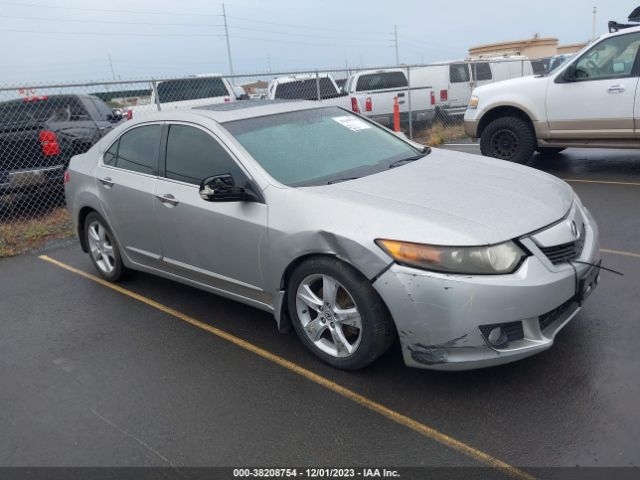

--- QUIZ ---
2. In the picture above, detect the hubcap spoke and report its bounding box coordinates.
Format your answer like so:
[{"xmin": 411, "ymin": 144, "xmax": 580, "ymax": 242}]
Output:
[
  {"xmin": 331, "ymin": 327, "xmax": 354, "ymax": 355},
  {"xmin": 321, "ymin": 275, "xmax": 339, "ymax": 308},
  {"xmin": 98, "ymin": 225, "xmax": 106, "ymax": 242},
  {"xmin": 297, "ymin": 284, "xmax": 323, "ymax": 311},
  {"xmin": 303, "ymin": 318, "xmax": 328, "ymax": 342},
  {"xmin": 333, "ymin": 306, "xmax": 361, "ymax": 328}
]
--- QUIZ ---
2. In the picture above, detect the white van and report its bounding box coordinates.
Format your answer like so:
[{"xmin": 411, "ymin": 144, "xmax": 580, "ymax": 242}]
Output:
[{"xmin": 411, "ymin": 57, "xmax": 534, "ymax": 120}]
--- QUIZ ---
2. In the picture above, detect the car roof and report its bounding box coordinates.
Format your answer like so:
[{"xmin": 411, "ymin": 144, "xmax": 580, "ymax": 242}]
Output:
[{"xmin": 134, "ymin": 100, "xmax": 334, "ymax": 123}]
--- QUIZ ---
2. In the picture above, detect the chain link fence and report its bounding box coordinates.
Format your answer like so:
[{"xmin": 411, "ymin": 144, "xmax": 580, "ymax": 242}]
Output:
[{"xmin": 0, "ymin": 57, "xmax": 557, "ymax": 256}]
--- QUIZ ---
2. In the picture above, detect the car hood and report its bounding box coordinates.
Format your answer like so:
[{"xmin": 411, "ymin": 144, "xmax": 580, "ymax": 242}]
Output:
[
  {"xmin": 473, "ymin": 74, "xmax": 545, "ymax": 97},
  {"xmin": 303, "ymin": 148, "xmax": 573, "ymax": 246}
]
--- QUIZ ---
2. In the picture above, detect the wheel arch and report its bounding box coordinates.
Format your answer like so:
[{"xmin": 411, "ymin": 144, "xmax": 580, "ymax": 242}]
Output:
[{"xmin": 477, "ymin": 105, "xmax": 536, "ymax": 139}]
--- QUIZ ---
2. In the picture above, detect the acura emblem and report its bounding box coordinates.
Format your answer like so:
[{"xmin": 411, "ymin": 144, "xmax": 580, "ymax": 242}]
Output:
[{"xmin": 569, "ymin": 221, "xmax": 578, "ymax": 237}]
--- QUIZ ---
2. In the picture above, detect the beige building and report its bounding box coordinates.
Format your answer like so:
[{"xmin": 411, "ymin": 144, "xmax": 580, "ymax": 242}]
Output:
[{"xmin": 468, "ymin": 35, "xmax": 587, "ymax": 59}]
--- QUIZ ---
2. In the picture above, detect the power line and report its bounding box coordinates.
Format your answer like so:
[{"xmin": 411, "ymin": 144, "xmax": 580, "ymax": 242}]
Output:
[
  {"xmin": 0, "ymin": 13, "xmax": 222, "ymax": 27},
  {"xmin": 0, "ymin": 1, "xmax": 222, "ymax": 17},
  {"xmin": 0, "ymin": 28, "xmax": 225, "ymax": 37},
  {"xmin": 228, "ymin": 15, "xmax": 389, "ymax": 35},
  {"xmin": 229, "ymin": 25, "xmax": 393, "ymax": 43},
  {"xmin": 229, "ymin": 34, "xmax": 389, "ymax": 49}
]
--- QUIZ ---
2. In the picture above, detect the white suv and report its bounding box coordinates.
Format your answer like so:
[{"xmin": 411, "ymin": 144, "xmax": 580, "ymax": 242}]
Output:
[{"xmin": 464, "ymin": 25, "xmax": 640, "ymax": 163}]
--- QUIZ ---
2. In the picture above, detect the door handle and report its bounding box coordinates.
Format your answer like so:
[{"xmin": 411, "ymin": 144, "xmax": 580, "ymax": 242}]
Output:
[
  {"xmin": 99, "ymin": 177, "xmax": 114, "ymax": 188},
  {"xmin": 607, "ymin": 84, "xmax": 625, "ymax": 93},
  {"xmin": 156, "ymin": 193, "xmax": 179, "ymax": 207}
]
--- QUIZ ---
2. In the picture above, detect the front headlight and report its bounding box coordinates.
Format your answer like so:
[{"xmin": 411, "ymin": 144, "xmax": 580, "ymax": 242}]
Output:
[
  {"xmin": 375, "ymin": 239, "xmax": 527, "ymax": 275},
  {"xmin": 468, "ymin": 95, "xmax": 479, "ymax": 109}
]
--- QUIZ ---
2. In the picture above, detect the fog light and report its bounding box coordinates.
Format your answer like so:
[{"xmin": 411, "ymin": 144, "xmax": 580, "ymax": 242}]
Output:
[{"xmin": 487, "ymin": 327, "xmax": 508, "ymax": 348}]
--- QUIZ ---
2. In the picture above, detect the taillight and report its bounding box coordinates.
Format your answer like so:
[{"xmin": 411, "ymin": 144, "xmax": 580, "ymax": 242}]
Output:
[
  {"xmin": 351, "ymin": 97, "xmax": 360, "ymax": 113},
  {"xmin": 126, "ymin": 109, "xmax": 133, "ymax": 120},
  {"xmin": 365, "ymin": 97, "xmax": 372, "ymax": 112},
  {"xmin": 39, "ymin": 130, "xmax": 61, "ymax": 156},
  {"xmin": 440, "ymin": 89, "xmax": 448, "ymax": 102},
  {"xmin": 430, "ymin": 91, "xmax": 436, "ymax": 105},
  {"xmin": 64, "ymin": 170, "xmax": 70, "ymax": 184}
]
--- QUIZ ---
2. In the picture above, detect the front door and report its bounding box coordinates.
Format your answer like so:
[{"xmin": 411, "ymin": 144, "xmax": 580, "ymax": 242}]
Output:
[
  {"xmin": 154, "ymin": 123, "xmax": 269, "ymax": 305},
  {"xmin": 546, "ymin": 31, "xmax": 640, "ymax": 139},
  {"xmin": 95, "ymin": 123, "xmax": 163, "ymax": 267}
]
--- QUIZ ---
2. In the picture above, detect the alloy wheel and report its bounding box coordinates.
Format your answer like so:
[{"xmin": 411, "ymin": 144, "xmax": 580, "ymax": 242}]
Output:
[{"xmin": 87, "ymin": 220, "xmax": 116, "ymax": 274}]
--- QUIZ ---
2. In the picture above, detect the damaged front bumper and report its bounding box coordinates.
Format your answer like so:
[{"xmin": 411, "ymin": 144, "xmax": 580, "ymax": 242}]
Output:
[{"xmin": 372, "ymin": 209, "xmax": 600, "ymax": 371}]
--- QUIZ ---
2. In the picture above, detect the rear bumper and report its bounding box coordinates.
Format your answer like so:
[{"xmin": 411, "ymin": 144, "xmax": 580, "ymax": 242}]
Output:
[
  {"xmin": 0, "ymin": 165, "xmax": 65, "ymax": 195},
  {"xmin": 372, "ymin": 206, "xmax": 600, "ymax": 371}
]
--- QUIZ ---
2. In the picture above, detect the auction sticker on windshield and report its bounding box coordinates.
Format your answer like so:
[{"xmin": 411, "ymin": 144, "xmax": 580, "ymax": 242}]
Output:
[{"xmin": 332, "ymin": 116, "xmax": 371, "ymax": 132}]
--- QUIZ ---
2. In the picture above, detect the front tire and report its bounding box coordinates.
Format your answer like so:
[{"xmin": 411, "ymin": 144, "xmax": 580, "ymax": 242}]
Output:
[
  {"xmin": 287, "ymin": 257, "xmax": 395, "ymax": 370},
  {"xmin": 84, "ymin": 212, "xmax": 127, "ymax": 282},
  {"xmin": 480, "ymin": 116, "xmax": 536, "ymax": 164}
]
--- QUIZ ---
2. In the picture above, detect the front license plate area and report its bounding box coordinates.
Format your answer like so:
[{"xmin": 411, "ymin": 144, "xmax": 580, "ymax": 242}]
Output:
[{"xmin": 577, "ymin": 261, "xmax": 600, "ymax": 304}]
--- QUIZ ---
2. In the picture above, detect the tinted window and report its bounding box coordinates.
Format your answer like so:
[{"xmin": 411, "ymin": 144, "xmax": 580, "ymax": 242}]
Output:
[
  {"xmin": 449, "ymin": 63, "xmax": 470, "ymax": 83},
  {"xmin": 574, "ymin": 32, "xmax": 640, "ymax": 80},
  {"xmin": 223, "ymin": 107, "xmax": 420, "ymax": 187},
  {"xmin": 165, "ymin": 125, "xmax": 242, "ymax": 185},
  {"xmin": 472, "ymin": 62, "xmax": 492, "ymax": 81},
  {"xmin": 103, "ymin": 140, "xmax": 118, "ymax": 166},
  {"xmin": 90, "ymin": 97, "xmax": 115, "ymax": 121},
  {"xmin": 356, "ymin": 72, "xmax": 408, "ymax": 91},
  {"xmin": 157, "ymin": 77, "xmax": 229, "ymax": 103},
  {"xmin": 115, "ymin": 125, "xmax": 162, "ymax": 175},
  {"xmin": 274, "ymin": 78, "xmax": 339, "ymax": 100},
  {"xmin": 0, "ymin": 96, "xmax": 87, "ymax": 125}
]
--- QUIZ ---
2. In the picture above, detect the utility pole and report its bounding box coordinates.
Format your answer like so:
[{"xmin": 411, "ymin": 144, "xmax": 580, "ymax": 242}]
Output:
[
  {"xmin": 393, "ymin": 25, "xmax": 399, "ymax": 65},
  {"xmin": 108, "ymin": 54, "xmax": 116, "ymax": 81},
  {"xmin": 222, "ymin": 3, "xmax": 234, "ymax": 76},
  {"xmin": 592, "ymin": 6, "xmax": 597, "ymax": 40}
]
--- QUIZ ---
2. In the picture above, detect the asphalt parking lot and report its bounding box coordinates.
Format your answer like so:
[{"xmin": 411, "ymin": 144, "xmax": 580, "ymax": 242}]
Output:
[{"xmin": 1, "ymin": 145, "xmax": 639, "ymax": 478}]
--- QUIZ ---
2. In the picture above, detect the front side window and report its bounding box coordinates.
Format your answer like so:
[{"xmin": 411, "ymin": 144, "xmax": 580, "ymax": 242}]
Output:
[
  {"xmin": 449, "ymin": 63, "xmax": 470, "ymax": 83},
  {"xmin": 114, "ymin": 125, "xmax": 162, "ymax": 175},
  {"xmin": 223, "ymin": 107, "xmax": 422, "ymax": 187},
  {"xmin": 165, "ymin": 124, "xmax": 243, "ymax": 185},
  {"xmin": 574, "ymin": 32, "xmax": 640, "ymax": 80}
]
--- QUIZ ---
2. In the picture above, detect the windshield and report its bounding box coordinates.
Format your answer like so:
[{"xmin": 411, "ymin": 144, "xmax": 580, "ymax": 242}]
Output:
[{"xmin": 223, "ymin": 107, "xmax": 422, "ymax": 187}]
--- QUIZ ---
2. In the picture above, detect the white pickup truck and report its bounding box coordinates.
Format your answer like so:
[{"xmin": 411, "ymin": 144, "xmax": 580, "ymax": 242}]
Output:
[
  {"xmin": 268, "ymin": 70, "xmax": 435, "ymax": 128},
  {"xmin": 464, "ymin": 23, "xmax": 640, "ymax": 163},
  {"xmin": 126, "ymin": 75, "xmax": 242, "ymax": 119},
  {"xmin": 344, "ymin": 69, "xmax": 435, "ymax": 127}
]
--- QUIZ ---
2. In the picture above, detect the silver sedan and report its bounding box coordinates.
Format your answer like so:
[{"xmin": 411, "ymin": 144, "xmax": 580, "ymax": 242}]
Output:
[{"xmin": 64, "ymin": 102, "xmax": 601, "ymax": 370}]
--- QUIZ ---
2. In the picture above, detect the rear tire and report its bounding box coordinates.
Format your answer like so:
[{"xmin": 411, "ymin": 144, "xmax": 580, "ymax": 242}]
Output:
[
  {"xmin": 287, "ymin": 257, "xmax": 395, "ymax": 370},
  {"xmin": 480, "ymin": 116, "xmax": 536, "ymax": 164},
  {"xmin": 84, "ymin": 212, "xmax": 128, "ymax": 282}
]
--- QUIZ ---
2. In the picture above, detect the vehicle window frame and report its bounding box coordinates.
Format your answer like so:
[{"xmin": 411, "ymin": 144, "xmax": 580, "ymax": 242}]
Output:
[
  {"xmin": 99, "ymin": 122, "xmax": 164, "ymax": 178},
  {"xmin": 158, "ymin": 121, "xmax": 255, "ymax": 189},
  {"xmin": 559, "ymin": 31, "xmax": 640, "ymax": 83}
]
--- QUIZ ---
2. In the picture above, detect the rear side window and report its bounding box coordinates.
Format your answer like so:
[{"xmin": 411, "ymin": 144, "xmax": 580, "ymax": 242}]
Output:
[
  {"xmin": 274, "ymin": 78, "xmax": 338, "ymax": 100},
  {"xmin": 103, "ymin": 140, "xmax": 118, "ymax": 166},
  {"xmin": 90, "ymin": 97, "xmax": 115, "ymax": 121},
  {"xmin": 472, "ymin": 62, "xmax": 492, "ymax": 81},
  {"xmin": 449, "ymin": 64, "xmax": 470, "ymax": 83},
  {"xmin": 113, "ymin": 125, "xmax": 162, "ymax": 175},
  {"xmin": 157, "ymin": 78, "xmax": 229, "ymax": 103},
  {"xmin": 355, "ymin": 72, "xmax": 407, "ymax": 91},
  {"xmin": 164, "ymin": 124, "xmax": 243, "ymax": 185}
]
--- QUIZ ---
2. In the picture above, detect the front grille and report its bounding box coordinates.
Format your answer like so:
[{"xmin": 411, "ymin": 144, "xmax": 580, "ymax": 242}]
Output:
[
  {"xmin": 539, "ymin": 225, "xmax": 586, "ymax": 265},
  {"xmin": 539, "ymin": 299, "xmax": 574, "ymax": 331}
]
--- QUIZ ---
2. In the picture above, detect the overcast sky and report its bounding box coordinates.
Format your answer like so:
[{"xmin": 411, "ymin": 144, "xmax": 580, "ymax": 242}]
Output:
[{"xmin": 0, "ymin": 0, "xmax": 637, "ymax": 85}]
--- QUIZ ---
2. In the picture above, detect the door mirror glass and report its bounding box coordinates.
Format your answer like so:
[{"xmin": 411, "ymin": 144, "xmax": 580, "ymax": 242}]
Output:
[{"xmin": 199, "ymin": 174, "xmax": 260, "ymax": 202}]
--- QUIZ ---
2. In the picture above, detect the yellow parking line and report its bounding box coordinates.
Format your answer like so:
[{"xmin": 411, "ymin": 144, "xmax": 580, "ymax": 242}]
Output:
[
  {"xmin": 601, "ymin": 248, "xmax": 640, "ymax": 259},
  {"xmin": 39, "ymin": 254, "xmax": 534, "ymax": 480},
  {"xmin": 562, "ymin": 178, "xmax": 640, "ymax": 187}
]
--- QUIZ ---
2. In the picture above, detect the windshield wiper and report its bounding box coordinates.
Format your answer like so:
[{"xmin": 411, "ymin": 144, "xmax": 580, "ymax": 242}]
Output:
[
  {"xmin": 327, "ymin": 177, "xmax": 360, "ymax": 185},
  {"xmin": 388, "ymin": 149, "xmax": 431, "ymax": 169}
]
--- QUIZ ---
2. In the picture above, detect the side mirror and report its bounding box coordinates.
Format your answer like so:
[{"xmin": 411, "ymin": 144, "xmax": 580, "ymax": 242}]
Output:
[{"xmin": 199, "ymin": 173, "xmax": 261, "ymax": 203}]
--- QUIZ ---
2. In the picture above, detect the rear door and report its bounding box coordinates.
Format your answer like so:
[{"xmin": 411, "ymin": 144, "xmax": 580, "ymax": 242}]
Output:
[
  {"xmin": 447, "ymin": 63, "xmax": 472, "ymax": 109},
  {"xmin": 95, "ymin": 123, "xmax": 163, "ymax": 267},
  {"xmin": 470, "ymin": 61, "xmax": 493, "ymax": 90}
]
